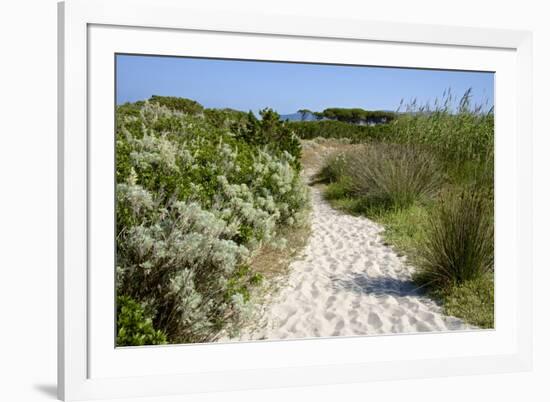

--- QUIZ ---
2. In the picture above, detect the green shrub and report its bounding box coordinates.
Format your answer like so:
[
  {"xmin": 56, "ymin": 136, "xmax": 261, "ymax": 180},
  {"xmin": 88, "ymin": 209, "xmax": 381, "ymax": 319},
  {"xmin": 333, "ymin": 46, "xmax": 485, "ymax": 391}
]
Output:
[
  {"xmin": 148, "ymin": 95, "xmax": 204, "ymax": 115},
  {"xmin": 116, "ymin": 295, "xmax": 167, "ymax": 346},
  {"xmin": 324, "ymin": 181, "xmax": 353, "ymax": 201},
  {"xmin": 342, "ymin": 143, "xmax": 442, "ymax": 210},
  {"xmin": 416, "ymin": 187, "xmax": 494, "ymax": 288},
  {"xmin": 204, "ymin": 107, "xmax": 248, "ymax": 128},
  {"xmin": 316, "ymin": 152, "xmax": 348, "ymax": 184},
  {"xmin": 235, "ymin": 109, "xmax": 302, "ymax": 170}
]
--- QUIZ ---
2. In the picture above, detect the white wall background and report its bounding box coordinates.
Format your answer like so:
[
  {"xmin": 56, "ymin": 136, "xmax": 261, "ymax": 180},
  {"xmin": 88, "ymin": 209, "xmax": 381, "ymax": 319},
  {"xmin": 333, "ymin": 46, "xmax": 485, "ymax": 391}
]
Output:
[{"xmin": 0, "ymin": 1, "xmax": 547, "ymax": 401}]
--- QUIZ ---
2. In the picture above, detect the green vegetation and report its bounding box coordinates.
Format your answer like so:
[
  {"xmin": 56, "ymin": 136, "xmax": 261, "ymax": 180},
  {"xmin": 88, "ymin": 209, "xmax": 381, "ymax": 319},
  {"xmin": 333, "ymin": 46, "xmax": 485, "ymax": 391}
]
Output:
[
  {"xmin": 148, "ymin": 95, "xmax": 204, "ymax": 115},
  {"xmin": 234, "ymin": 109, "xmax": 302, "ymax": 170},
  {"xmin": 318, "ymin": 91, "xmax": 494, "ymax": 328},
  {"xmin": 438, "ymin": 273, "xmax": 494, "ymax": 328},
  {"xmin": 293, "ymin": 90, "xmax": 493, "ymax": 168},
  {"xmin": 116, "ymin": 296, "xmax": 168, "ymax": 346},
  {"xmin": 375, "ymin": 204, "xmax": 431, "ymax": 258},
  {"xmin": 203, "ymin": 107, "xmax": 248, "ymax": 128},
  {"xmin": 115, "ymin": 96, "xmax": 308, "ymax": 345},
  {"xmin": 289, "ymin": 120, "xmax": 390, "ymax": 142}
]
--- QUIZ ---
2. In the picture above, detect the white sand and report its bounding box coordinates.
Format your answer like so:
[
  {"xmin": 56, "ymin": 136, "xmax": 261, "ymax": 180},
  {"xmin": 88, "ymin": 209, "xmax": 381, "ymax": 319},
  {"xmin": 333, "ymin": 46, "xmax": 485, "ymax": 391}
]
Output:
[
  {"xmin": 228, "ymin": 140, "xmax": 473, "ymax": 342},
  {"xmin": 244, "ymin": 186, "xmax": 472, "ymax": 341}
]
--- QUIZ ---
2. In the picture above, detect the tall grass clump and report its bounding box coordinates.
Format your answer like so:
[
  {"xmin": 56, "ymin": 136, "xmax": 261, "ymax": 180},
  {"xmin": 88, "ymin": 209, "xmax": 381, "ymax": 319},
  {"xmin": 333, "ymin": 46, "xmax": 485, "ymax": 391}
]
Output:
[
  {"xmin": 416, "ymin": 188, "xmax": 494, "ymax": 289},
  {"xmin": 343, "ymin": 143, "xmax": 442, "ymax": 210}
]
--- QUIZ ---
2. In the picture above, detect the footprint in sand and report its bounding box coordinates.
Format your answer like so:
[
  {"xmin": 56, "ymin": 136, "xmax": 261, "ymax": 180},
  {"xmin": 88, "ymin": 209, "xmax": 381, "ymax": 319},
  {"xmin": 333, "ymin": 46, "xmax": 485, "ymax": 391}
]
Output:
[{"xmin": 368, "ymin": 312, "xmax": 384, "ymax": 329}]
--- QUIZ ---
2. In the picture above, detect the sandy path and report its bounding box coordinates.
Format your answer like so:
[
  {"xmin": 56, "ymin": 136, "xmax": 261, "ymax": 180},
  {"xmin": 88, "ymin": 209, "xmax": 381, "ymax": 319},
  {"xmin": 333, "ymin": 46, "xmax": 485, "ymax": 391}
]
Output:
[
  {"xmin": 246, "ymin": 186, "xmax": 472, "ymax": 341},
  {"xmin": 226, "ymin": 140, "xmax": 473, "ymax": 341}
]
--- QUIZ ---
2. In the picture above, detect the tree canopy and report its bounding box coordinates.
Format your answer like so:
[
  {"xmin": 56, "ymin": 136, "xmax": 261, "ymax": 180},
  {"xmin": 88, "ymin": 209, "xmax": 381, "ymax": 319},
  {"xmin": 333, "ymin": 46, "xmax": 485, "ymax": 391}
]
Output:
[{"xmin": 320, "ymin": 108, "xmax": 396, "ymax": 124}]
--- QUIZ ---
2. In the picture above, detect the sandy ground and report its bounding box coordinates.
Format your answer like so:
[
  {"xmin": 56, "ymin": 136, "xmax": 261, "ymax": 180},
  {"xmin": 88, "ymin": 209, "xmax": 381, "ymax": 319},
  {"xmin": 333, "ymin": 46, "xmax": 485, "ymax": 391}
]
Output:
[
  {"xmin": 231, "ymin": 139, "xmax": 473, "ymax": 341},
  {"xmin": 244, "ymin": 185, "xmax": 472, "ymax": 340}
]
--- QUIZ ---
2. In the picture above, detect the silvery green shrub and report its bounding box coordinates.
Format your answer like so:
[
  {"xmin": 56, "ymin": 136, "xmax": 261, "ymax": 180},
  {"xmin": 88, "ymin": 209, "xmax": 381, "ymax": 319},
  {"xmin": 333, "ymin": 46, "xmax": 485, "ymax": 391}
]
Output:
[
  {"xmin": 117, "ymin": 184, "xmax": 250, "ymax": 343},
  {"xmin": 116, "ymin": 99, "xmax": 309, "ymax": 344}
]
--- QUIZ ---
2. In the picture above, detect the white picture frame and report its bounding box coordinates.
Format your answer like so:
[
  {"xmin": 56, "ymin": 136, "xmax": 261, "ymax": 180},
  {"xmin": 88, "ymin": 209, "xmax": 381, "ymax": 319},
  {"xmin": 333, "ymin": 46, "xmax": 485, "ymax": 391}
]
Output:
[{"xmin": 58, "ymin": 0, "xmax": 533, "ymax": 400}]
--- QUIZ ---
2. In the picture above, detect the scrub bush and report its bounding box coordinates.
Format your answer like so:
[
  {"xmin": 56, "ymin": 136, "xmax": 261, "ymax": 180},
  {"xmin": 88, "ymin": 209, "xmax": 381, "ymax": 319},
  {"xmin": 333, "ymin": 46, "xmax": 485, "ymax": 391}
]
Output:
[
  {"xmin": 115, "ymin": 99, "xmax": 309, "ymax": 344},
  {"xmin": 116, "ymin": 295, "xmax": 167, "ymax": 346},
  {"xmin": 235, "ymin": 109, "xmax": 302, "ymax": 170},
  {"xmin": 148, "ymin": 95, "xmax": 204, "ymax": 115},
  {"xmin": 317, "ymin": 152, "xmax": 348, "ymax": 184}
]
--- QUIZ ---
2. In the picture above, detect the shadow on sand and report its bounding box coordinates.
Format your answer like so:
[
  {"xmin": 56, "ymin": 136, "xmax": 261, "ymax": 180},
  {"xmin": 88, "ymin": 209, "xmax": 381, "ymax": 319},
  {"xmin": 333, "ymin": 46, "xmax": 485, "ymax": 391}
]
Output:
[{"xmin": 331, "ymin": 272, "xmax": 422, "ymax": 298}]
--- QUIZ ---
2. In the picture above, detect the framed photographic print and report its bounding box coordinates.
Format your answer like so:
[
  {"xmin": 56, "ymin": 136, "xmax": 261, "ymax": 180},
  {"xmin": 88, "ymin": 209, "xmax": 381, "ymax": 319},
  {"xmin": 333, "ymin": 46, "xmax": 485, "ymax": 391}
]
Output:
[{"xmin": 58, "ymin": 0, "xmax": 533, "ymax": 400}]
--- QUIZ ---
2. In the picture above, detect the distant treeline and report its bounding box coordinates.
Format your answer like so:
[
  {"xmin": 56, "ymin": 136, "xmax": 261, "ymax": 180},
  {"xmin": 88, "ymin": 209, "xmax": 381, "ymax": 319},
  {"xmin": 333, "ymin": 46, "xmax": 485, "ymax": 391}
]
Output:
[
  {"xmin": 288, "ymin": 120, "xmax": 391, "ymax": 142},
  {"xmin": 297, "ymin": 108, "xmax": 396, "ymax": 124}
]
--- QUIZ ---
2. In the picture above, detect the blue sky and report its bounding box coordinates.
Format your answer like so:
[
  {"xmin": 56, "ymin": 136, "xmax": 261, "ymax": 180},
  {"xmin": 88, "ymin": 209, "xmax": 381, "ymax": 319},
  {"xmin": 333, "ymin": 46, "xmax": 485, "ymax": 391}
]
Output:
[{"xmin": 116, "ymin": 54, "xmax": 494, "ymax": 114}]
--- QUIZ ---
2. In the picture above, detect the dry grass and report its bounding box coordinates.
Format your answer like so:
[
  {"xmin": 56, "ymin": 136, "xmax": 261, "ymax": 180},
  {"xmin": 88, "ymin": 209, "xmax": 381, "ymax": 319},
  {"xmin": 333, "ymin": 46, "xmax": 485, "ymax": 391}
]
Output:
[
  {"xmin": 250, "ymin": 222, "xmax": 311, "ymax": 279},
  {"xmin": 300, "ymin": 138, "xmax": 356, "ymax": 183},
  {"xmin": 344, "ymin": 143, "xmax": 443, "ymax": 210}
]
